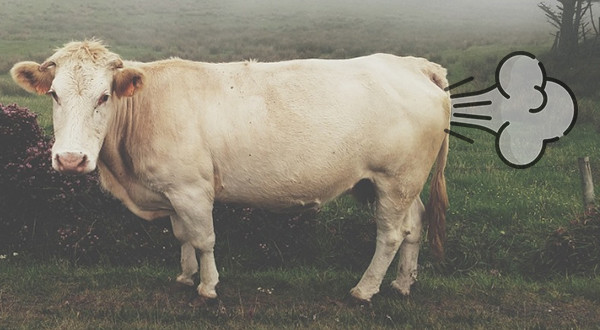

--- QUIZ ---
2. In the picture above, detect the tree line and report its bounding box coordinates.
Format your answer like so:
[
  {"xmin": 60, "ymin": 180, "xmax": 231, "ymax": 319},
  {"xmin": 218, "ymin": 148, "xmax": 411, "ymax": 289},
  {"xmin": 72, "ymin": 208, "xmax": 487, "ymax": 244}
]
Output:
[{"xmin": 539, "ymin": 0, "xmax": 600, "ymax": 57}]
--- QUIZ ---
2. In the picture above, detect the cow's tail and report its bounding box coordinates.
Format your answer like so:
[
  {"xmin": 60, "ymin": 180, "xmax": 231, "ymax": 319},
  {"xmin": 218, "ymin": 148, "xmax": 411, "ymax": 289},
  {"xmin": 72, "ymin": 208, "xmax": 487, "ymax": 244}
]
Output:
[
  {"xmin": 424, "ymin": 61, "xmax": 450, "ymax": 261},
  {"xmin": 426, "ymin": 132, "xmax": 449, "ymax": 261}
]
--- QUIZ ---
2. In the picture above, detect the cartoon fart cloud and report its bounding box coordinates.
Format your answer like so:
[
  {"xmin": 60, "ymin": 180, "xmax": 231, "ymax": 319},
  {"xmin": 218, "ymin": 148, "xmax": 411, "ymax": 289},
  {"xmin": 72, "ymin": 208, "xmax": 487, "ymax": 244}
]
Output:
[{"xmin": 446, "ymin": 51, "xmax": 577, "ymax": 168}]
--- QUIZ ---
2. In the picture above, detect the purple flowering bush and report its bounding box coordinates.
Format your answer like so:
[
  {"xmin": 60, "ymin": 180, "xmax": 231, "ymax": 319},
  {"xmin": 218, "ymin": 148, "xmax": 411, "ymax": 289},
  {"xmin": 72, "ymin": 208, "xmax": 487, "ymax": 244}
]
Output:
[
  {"xmin": 0, "ymin": 103, "xmax": 177, "ymax": 264},
  {"xmin": 1, "ymin": 103, "xmax": 376, "ymax": 269}
]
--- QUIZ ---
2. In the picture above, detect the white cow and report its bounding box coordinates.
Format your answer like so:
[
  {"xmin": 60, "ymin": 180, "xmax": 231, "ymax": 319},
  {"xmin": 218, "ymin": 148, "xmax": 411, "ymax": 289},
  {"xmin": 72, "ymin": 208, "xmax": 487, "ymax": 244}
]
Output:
[{"xmin": 12, "ymin": 40, "xmax": 449, "ymax": 302}]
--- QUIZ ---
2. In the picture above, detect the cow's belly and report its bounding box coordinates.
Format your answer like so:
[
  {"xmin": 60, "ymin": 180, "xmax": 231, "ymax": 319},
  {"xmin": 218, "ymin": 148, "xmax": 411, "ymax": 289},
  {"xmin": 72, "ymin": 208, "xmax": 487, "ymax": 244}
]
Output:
[
  {"xmin": 214, "ymin": 156, "xmax": 369, "ymax": 211},
  {"xmin": 216, "ymin": 181, "xmax": 351, "ymax": 212}
]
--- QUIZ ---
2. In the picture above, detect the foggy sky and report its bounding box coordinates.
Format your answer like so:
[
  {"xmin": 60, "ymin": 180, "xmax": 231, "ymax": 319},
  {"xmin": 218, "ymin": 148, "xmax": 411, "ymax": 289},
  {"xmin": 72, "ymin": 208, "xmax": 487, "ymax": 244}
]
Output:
[{"xmin": 226, "ymin": 0, "xmax": 554, "ymax": 28}]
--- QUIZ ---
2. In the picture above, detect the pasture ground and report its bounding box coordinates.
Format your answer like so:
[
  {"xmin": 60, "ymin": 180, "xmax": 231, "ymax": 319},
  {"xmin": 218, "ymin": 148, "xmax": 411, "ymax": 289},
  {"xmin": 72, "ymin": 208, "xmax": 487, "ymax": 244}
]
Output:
[{"xmin": 1, "ymin": 259, "xmax": 599, "ymax": 329}]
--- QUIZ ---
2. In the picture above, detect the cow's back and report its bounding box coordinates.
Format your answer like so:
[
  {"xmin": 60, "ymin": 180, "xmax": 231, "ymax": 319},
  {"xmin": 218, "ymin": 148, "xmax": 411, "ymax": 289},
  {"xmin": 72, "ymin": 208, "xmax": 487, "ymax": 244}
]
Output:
[{"xmin": 181, "ymin": 54, "xmax": 451, "ymax": 209}]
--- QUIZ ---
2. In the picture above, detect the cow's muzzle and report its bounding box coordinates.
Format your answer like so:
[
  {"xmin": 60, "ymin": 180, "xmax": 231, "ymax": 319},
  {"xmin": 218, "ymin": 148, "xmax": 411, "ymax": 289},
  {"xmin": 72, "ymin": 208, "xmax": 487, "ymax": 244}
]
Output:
[{"xmin": 55, "ymin": 152, "xmax": 89, "ymax": 175}]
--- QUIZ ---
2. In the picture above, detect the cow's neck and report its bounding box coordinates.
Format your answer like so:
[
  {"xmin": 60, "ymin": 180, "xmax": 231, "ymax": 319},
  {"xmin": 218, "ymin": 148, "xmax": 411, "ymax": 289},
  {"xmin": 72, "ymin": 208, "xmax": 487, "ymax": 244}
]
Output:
[
  {"xmin": 96, "ymin": 94, "xmax": 173, "ymax": 220},
  {"xmin": 100, "ymin": 95, "xmax": 142, "ymax": 177}
]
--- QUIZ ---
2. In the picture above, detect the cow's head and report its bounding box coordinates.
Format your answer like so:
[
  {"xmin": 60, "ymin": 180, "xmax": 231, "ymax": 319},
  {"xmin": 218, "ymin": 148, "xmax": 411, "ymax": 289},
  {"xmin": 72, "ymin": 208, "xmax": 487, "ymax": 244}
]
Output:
[{"xmin": 11, "ymin": 40, "xmax": 143, "ymax": 175}]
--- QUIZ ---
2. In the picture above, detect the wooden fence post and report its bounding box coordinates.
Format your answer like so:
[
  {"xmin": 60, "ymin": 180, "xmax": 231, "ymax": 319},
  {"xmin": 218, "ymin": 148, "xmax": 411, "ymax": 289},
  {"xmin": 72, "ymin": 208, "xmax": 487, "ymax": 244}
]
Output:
[{"xmin": 578, "ymin": 157, "xmax": 595, "ymax": 213}]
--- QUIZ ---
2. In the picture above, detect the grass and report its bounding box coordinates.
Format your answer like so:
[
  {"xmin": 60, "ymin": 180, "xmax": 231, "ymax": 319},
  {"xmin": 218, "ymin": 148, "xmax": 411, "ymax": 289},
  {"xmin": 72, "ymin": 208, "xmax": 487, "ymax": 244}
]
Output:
[
  {"xmin": 421, "ymin": 120, "xmax": 600, "ymax": 274},
  {"xmin": 1, "ymin": 258, "xmax": 599, "ymax": 329}
]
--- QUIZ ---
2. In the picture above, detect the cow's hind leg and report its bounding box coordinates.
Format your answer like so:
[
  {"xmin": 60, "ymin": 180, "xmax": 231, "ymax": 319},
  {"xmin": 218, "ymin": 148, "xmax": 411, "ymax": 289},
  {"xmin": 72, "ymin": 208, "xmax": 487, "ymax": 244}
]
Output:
[
  {"xmin": 350, "ymin": 178, "xmax": 417, "ymax": 302},
  {"xmin": 391, "ymin": 197, "xmax": 424, "ymax": 296},
  {"xmin": 171, "ymin": 216, "xmax": 198, "ymax": 286}
]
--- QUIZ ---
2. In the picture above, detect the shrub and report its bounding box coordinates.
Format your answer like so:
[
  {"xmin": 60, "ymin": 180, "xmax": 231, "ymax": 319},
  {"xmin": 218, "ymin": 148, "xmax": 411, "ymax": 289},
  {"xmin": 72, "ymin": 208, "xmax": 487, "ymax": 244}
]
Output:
[
  {"xmin": 213, "ymin": 205, "xmax": 320, "ymax": 270},
  {"xmin": 0, "ymin": 103, "xmax": 45, "ymax": 164},
  {"xmin": 213, "ymin": 201, "xmax": 376, "ymax": 271},
  {"xmin": 1, "ymin": 103, "xmax": 61, "ymax": 253},
  {"xmin": 534, "ymin": 208, "xmax": 600, "ymax": 275},
  {"xmin": 2, "ymin": 103, "xmax": 92, "ymax": 256},
  {"xmin": 0, "ymin": 103, "xmax": 176, "ymax": 264}
]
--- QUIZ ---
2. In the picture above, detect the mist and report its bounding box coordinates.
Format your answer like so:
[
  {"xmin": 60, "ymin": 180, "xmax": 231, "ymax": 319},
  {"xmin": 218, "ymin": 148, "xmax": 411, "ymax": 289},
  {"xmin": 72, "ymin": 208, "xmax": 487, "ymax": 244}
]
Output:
[
  {"xmin": 220, "ymin": 0, "xmax": 551, "ymax": 32},
  {"xmin": 0, "ymin": 0, "xmax": 575, "ymax": 71}
]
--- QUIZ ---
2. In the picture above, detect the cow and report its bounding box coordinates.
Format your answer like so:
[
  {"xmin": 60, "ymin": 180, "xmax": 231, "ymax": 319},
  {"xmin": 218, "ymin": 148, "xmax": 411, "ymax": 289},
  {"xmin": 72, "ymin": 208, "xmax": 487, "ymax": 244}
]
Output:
[{"xmin": 11, "ymin": 40, "xmax": 450, "ymax": 303}]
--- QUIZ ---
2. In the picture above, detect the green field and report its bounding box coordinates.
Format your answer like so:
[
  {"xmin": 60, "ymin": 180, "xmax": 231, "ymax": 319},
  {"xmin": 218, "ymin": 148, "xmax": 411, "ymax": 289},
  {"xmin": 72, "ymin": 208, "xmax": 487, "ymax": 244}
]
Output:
[
  {"xmin": 1, "ymin": 0, "xmax": 600, "ymax": 328},
  {"xmin": 1, "ymin": 259, "xmax": 599, "ymax": 329}
]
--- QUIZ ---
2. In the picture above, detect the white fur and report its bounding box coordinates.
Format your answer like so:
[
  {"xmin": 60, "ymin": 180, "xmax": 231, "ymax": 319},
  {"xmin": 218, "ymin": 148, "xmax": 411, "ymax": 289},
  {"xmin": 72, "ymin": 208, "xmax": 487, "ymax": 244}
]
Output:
[{"xmin": 12, "ymin": 42, "xmax": 450, "ymax": 302}]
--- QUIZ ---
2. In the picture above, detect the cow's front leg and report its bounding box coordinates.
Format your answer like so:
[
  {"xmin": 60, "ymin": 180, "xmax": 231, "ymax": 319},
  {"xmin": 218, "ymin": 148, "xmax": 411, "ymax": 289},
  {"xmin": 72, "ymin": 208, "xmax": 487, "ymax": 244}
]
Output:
[
  {"xmin": 171, "ymin": 216, "xmax": 198, "ymax": 286},
  {"xmin": 167, "ymin": 187, "xmax": 219, "ymax": 299}
]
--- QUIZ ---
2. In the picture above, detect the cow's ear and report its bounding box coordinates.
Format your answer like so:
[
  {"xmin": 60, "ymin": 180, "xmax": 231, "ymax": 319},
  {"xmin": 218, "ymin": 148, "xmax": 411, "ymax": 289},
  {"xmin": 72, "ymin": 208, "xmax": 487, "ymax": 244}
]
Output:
[
  {"xmin": 113, "ymin": 68, "xmax": 144, "ymax": 98},
  {"xmin": 10, "ymin": 61, "xmax": 55, "ymax": 95}
]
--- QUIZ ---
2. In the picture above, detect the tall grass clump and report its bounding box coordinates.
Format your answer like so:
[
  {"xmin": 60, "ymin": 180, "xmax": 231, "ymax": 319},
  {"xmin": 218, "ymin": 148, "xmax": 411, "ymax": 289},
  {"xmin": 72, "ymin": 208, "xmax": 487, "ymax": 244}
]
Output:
[{"xmin": 534, "ymin": 208, "xmax": 600, "ymax": 275}]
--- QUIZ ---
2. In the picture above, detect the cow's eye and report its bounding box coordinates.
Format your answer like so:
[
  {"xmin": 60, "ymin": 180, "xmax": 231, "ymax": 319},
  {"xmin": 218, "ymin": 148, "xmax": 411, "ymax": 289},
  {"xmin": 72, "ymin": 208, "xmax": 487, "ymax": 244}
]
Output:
[
  {"xmin": 97, "ymin": 94, "xmax": 109, "ymax": 107},
  {"xmin": 47, "ymin": 90, "xmax": 60, "ymax": 104}
]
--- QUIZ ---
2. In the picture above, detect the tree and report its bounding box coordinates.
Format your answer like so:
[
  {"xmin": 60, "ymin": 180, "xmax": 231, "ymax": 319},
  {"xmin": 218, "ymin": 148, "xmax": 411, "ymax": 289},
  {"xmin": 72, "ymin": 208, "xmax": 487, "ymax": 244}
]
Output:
[{"xmin": 539, "ymin": 0, "xmax": 599, "ymax": 57}]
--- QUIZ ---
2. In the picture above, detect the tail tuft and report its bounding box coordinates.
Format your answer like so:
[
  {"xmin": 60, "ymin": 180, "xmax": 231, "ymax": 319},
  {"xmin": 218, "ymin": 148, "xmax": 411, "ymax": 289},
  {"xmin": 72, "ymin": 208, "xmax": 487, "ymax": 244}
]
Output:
[{"xmin": 426, "ymin": 120, "xmax": 450, "ymax": 261}]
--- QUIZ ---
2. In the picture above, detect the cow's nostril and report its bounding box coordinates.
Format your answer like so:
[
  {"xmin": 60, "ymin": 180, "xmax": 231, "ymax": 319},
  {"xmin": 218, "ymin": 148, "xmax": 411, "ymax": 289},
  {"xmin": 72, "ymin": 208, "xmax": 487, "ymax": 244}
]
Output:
[{"xmin": 55, "ymin": 152, "xmax": 89, "ymax": 174}]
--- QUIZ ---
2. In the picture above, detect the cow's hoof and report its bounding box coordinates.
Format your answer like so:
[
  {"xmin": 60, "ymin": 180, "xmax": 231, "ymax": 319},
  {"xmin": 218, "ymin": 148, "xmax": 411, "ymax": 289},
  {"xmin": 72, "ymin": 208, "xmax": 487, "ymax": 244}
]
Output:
[
  {"xmin": 197, "ymin": 283, "xmax": 218, "ymax": 299},
  {"xmin": 176, "ymin": 275, "xmax": 195, "ymax": 287},
  {"xmin": 348, "ymin": 287, "xmax": 373, "ymax": 307},
  {"xmin": 390, "ymin": 279, "xmax": 411, "ymax": 296}
]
